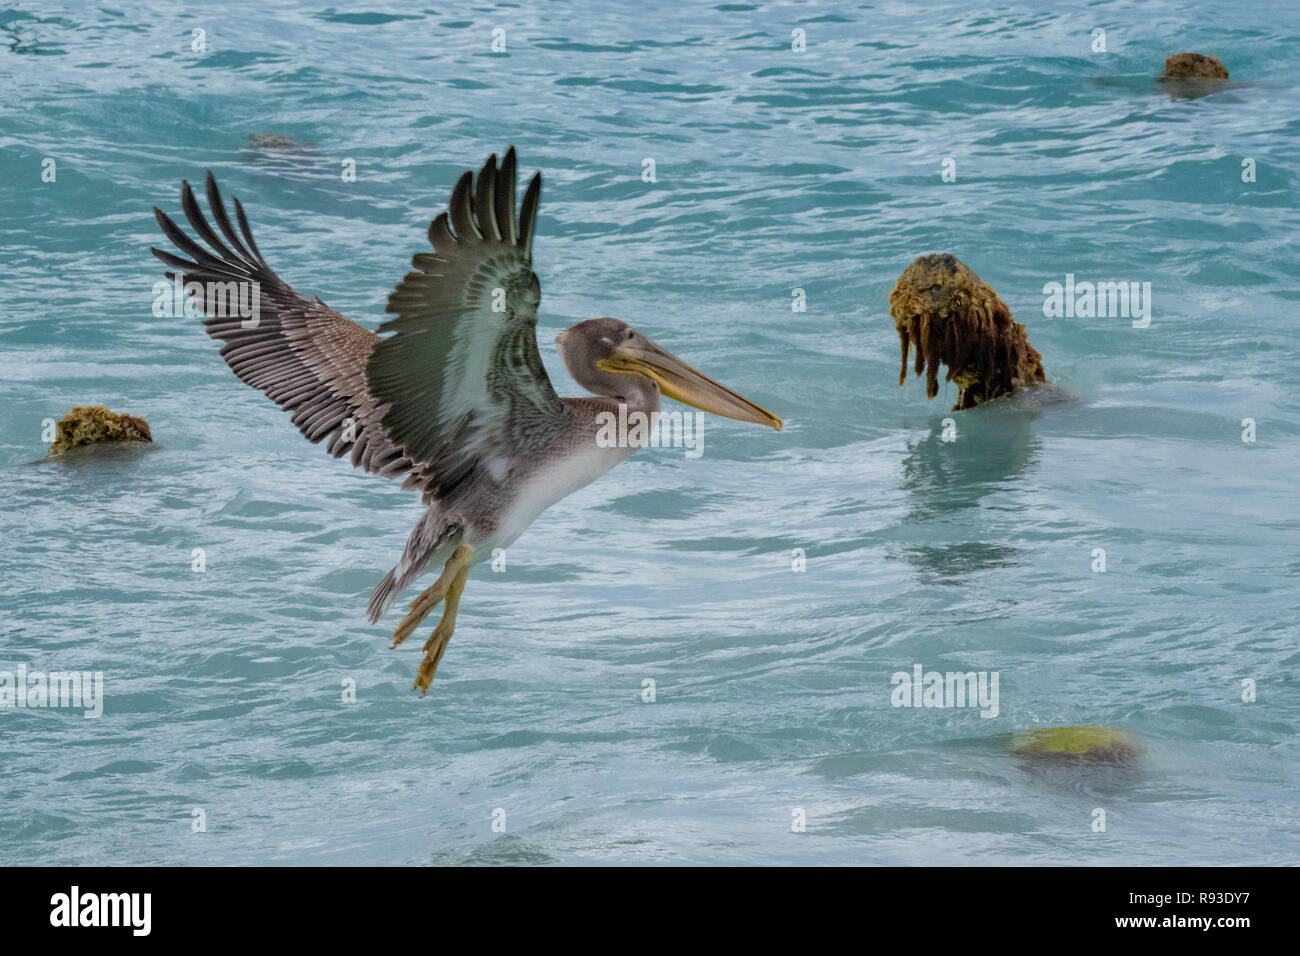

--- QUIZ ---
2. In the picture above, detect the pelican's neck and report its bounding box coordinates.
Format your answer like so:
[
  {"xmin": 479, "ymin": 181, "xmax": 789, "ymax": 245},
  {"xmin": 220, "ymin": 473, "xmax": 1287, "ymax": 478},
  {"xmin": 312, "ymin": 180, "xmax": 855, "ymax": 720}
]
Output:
[{"xmin": 602, "ymin": 374, "xmax": 660, "ymax": 419}]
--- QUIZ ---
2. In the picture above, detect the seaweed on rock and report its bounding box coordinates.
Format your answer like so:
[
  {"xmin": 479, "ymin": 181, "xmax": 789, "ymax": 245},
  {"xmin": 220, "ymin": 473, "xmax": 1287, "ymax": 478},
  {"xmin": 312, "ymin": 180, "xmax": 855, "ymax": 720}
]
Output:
[
  {"xmin": 47, "ymin": 405, "xmax": 152, "ymax": 456},
  {"xmin": 888, "ymin": 254, "xmax": 1046, "ymax": 411}
]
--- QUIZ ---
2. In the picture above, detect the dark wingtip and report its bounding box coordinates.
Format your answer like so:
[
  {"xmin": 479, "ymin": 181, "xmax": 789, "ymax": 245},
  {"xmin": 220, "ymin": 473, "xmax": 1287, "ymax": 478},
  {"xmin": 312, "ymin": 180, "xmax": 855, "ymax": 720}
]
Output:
[{"xmin": 518, "ymin": 171, "xmax": 542, "ymax": 252}]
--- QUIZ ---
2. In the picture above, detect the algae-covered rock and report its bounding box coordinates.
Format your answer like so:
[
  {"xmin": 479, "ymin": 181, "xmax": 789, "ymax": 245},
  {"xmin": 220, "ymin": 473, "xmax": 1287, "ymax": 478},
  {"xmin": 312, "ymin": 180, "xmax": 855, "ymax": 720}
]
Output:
[
  {"xmin": 1161, "ymin": 53, "xmax": 1228, "ymax": 79},
  {"xmin": 1011, "ymin": 726, "xmax": 1139, "ymax": 765},
  {"xmin": 889, "ymin": 254, "xmax": 1047, "ymax": 411},
  {"xmin": 47, "ymin": 405, "xmax": 152, "ymax": 456}
]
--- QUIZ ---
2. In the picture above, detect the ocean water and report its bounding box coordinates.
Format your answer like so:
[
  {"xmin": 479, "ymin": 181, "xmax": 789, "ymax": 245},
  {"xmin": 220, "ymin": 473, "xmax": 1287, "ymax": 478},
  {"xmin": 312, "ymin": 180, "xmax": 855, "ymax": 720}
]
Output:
[{"xmin": 1, "ymin": 0, "xmax": 1298, "ymax": 866}]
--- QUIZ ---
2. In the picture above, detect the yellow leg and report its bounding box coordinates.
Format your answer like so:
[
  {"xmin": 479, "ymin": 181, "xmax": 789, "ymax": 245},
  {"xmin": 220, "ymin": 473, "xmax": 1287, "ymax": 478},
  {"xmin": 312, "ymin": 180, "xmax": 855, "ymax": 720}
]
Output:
[
  {"xmin": 413, "ymin": 563, "xmax": 469, "ymax": 696},
  {"xmin": 390, "ymin": 545, "xmax": 472, "ymax": 648}
]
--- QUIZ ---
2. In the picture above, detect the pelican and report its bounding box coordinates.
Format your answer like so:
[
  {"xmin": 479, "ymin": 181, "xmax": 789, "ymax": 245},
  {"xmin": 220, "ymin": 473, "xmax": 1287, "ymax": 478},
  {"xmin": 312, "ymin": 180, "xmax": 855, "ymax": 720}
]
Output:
[{"xmin": 152, "ymin": 148, "xmax": 782, "ymax": 694}]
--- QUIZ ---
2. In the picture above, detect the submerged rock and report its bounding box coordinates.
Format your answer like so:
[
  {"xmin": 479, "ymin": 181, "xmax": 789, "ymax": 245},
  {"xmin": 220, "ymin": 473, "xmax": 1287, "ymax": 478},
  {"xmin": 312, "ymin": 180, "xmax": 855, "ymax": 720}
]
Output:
[
  {"xmin": 889, "ymin": 254, "xmax": 1047, "ymax": 411},
  {"xmin": 1011, "ymin": 725, "xmax": 1139, "ymax": 765},
  {"xmin": 245, "ymin": 132, "xmax": 316, "ymax": 150},
  {"xmin": 243, "ymin": 133, "xmax": 322, "ymax": 171},
  {"xmin": 47, "ymin": 405, "xmax": 152, "ymax": 456},
  {"xmin": 1161, "ymin": 52, "xmax": 1228, "ymax": 79}
]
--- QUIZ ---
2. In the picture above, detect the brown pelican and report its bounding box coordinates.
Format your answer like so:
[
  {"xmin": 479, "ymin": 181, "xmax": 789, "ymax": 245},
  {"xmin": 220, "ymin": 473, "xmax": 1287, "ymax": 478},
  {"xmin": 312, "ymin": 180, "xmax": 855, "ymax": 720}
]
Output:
[{"xmin": 152, "ymin": 148, "xmax": 782, "ymax": 694}]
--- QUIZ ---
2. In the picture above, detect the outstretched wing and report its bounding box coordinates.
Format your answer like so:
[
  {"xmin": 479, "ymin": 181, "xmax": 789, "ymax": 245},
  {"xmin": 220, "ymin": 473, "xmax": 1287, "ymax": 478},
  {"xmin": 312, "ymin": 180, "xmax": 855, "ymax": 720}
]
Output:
[
  {"xmin": 151, "ymin": 172, "xmax": 417, "ymax": 481},
  {"xmin": 367, "ymin": 147, "xmax": 565, "ymax": 502},
  {"xmin": 150, "ymin": 149, "xmax": 564, "ymax": 503}
]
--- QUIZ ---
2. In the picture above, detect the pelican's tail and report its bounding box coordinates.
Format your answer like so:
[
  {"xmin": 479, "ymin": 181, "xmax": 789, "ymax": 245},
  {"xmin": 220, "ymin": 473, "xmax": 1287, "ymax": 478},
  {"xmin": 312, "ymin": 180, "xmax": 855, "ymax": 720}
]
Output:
[
  {"xmin": 367, "ymin": 510, "xmax": 462, "ymax": 623},
  {"xmin": 367, "ymin": 570, "xmax": 400, "ymax": 624}
]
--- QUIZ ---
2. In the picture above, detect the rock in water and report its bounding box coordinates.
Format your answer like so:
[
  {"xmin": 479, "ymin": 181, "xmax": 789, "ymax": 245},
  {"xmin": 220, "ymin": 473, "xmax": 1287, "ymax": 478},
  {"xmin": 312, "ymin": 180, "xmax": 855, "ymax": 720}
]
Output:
[
  {"xmin": 245, "ymin": 132, "xmax": 317, "ymax": 150},
  {"xmin": 1161, "ymin": 52, "xmax": 1229, "ymax": 79},
  {"xmin": 888, "ymin": 254, "xmax": 1047, "ymax": 411},
  {"xmin": 1011, "ymin": 726, "xmax": 1139, "ymax": 765},
  {"xmin": 47, "ymin": 405, "xmax": 153, "ymax": 456}
]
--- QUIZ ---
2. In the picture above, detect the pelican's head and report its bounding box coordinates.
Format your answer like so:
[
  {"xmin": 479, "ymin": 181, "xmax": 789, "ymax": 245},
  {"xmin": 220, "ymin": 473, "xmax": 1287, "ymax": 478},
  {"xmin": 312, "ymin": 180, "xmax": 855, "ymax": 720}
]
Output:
[{"xmin": 555, "ymin": 318, "xmax": 782, "ymax": 430}]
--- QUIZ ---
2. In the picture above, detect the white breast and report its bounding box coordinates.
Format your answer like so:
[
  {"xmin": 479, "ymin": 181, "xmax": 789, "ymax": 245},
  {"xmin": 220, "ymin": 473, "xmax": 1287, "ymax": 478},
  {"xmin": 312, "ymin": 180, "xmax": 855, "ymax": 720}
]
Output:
[{"xmin": 487, "ymin": 440, "xmax": 636, "ymax": 551}]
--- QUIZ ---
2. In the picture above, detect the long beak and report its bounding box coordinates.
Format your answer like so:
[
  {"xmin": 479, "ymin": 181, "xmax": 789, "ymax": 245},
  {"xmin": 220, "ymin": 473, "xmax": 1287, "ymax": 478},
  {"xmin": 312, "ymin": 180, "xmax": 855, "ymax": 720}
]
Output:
[{"xmin": 598, "ymin": 339, "xmax": 783, "ymax": 431}]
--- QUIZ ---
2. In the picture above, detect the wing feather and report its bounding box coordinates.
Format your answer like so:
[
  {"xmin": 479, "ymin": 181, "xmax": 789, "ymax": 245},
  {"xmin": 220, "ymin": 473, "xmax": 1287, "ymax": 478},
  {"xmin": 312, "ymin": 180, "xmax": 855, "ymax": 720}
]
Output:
[
  {"xmin": 367, "ymin": 147, "xmax": 566, "ymax": 502},
  {"xmin": 152, "ymin": 149, "xmax": 563, "ymax": 507},
  {"xmin": 151, "ymin": 172, "xmax": 411, "ymax": 484}
]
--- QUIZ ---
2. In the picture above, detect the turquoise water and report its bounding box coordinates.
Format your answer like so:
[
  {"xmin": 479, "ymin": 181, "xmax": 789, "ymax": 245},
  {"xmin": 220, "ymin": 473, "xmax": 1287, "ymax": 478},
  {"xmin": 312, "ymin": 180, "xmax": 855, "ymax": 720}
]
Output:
[{"xmin": 2, "ymin": 0, "xmax": 1298, "ymax": 865}]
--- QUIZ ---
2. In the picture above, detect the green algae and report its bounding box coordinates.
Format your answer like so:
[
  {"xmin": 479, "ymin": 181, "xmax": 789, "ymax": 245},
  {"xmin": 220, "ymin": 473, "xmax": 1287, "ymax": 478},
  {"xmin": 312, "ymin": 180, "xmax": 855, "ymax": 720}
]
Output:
[{"xmin": 1011, "ymin": 726, "xmax": 1139, "ymax": 765}]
